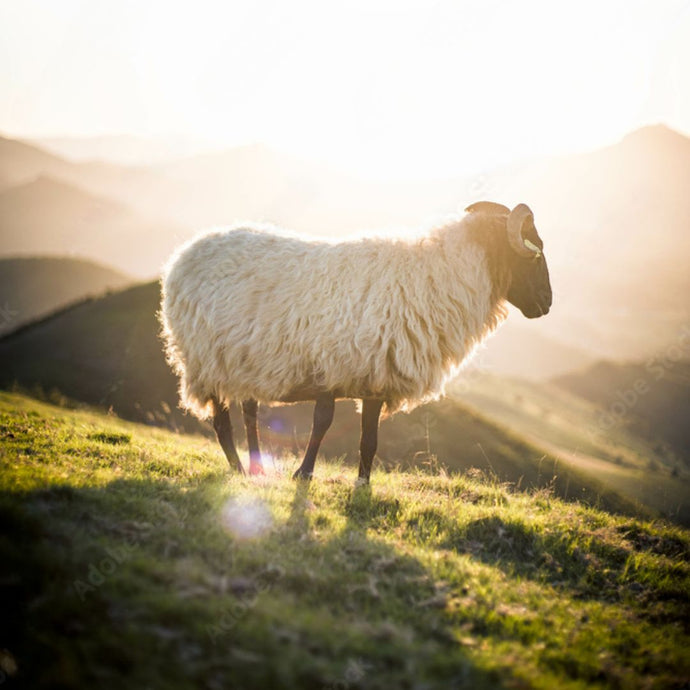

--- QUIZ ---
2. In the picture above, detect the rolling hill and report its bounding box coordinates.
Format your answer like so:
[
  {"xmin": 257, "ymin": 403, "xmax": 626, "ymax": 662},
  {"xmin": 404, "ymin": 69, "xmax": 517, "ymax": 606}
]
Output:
[
  {"xmin": 0, "ymin": 256, "xmax": 132, "ymax": 336},
  {"xmin": 0, "ymin": 280, "xmax": 676, "ymax": 522},
  {"xmin": 1, "ymin": 391, "xmax": 688, "ymax": 689},
  {"xmin": 0, "ymin": 281, "xmax": 194, "ymax": 431},
  {"xmin": 450, "ymin": 371, "xmax": 690, "ymax": 525},
  {"xmin": 0, "ymin": 135, "xmax": 73, "ymax": 190},
  {"xmin": 554, "ymin": 357, "xmax": 690, "ymax": 465},
  {"xmin": 31, "ymin": 133, "xmax": 210, "ymax": 166},
  {"xmin": 0, "ymin": 175, "xmax": 183, "ymax": 277}
]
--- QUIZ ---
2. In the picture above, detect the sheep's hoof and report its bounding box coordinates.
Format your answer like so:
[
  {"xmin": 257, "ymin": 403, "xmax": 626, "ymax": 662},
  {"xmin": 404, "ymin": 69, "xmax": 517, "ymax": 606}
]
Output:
[{"xmin": 292, "ymin": 468, "xmax": 313, "ymax": 481}]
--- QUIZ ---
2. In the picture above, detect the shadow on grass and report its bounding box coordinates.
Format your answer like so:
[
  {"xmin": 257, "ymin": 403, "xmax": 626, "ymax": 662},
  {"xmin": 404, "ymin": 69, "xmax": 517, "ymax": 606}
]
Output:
[
  {"xmin": 439, "ymin": 513, "xmax": 690, "ymax": 610},
  {"xmin": 0, "ymin": 475, "xmax": 496, "ymax": 690},
  {"xmin": 3, "ymin": 474, "xmax": 688, "ymax": 689}
]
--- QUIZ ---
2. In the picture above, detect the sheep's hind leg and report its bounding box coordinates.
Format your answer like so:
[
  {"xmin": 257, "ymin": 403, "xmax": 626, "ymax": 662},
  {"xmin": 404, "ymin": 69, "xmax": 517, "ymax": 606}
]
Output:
[
  {"xmin": 211, "ymin": 397, "xmax": 245, "ymax": 474},
  {"xmin": 242, "ymin": 399, "xmax": 264, "ymax": 475},
  {"xmin": 293, "ymin": 392, "xmax": 335, "ymax": 480},
  {"xmin": 357, "ymin": 398, "xmax": 384, "ymax": 485}
]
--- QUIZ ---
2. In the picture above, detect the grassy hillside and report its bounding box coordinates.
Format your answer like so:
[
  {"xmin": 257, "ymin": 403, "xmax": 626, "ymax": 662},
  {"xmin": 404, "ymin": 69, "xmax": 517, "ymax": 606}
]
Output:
[
  {"xmin": 0, "ymin": 282, "xmax": 197, "ymax": 431},
  {"xmin": 0, "ymin": 282, "xmax": 649, "ymax": 519},
  {"xmin": 0, "ymin": 256, "xmax": 132, "ymax": 336},
  {"xmin": 452, "ymin": 373, "xmax": 690, "ymax": 526},
  {"xmin": 555, "ymin": 359, "xmax": 690, "ymax": 465},
  {"xmin": 1, "ymin": 391, "xmax": 689, "ymax": 689}
]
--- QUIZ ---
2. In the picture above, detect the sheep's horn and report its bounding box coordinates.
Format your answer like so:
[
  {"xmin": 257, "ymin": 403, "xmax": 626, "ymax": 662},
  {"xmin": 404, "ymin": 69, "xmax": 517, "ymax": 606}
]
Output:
[
  {"xmin": 507, "ymin": 204, "xmax": 538, "ymax": 257},
  {"xmin": 465, "ymin": 201, "xmax": 510, "ymax": 215}
]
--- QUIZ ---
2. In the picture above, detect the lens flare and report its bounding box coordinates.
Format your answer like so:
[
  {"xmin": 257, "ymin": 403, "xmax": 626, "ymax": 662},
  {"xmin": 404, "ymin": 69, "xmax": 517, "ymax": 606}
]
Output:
[{"xmin": 220, "ymin": 495, "xmax": 273, "ymax": 540}]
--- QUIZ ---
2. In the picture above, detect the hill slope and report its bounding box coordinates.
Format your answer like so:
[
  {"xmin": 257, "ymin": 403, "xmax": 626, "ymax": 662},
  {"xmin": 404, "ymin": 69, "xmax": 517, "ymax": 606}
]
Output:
[
  {"xmin": 0, "ymin": 136, "xmax": 73, "ymax": 189},
  {"xmin": 0, "ymin": 283, "xmax": 647, "ymax": 518},
  {"xmin": 554, "ymin": 358, "xmax": 690, "ymax": 464},
  {"xmin": 0, "ymin": 281, "xmax": 192, "ymax": 431},
  {"xmin": 0, "ymin": 256, "xmax": 132, "ymax": 336},
  {"xmin": 0, "ymin": 392, "xmax": 688, "ymax": 689},
  {"xmin": 451, "ymin": 372, "xmax": 690, "ymax": 525},
  {"xmin": 0, "ymin": 176, "xmax": 182, "ymax": 277},
  {"xmin": 31, "ymin": 134, "xmax": 207, "ymax": 166}
]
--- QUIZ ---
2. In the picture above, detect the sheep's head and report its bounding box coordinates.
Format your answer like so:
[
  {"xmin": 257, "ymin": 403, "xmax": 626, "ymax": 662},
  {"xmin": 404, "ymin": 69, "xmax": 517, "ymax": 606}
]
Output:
[{"xmin": 465, "ymin": 201, "xmax": 552, "ymax": 319}]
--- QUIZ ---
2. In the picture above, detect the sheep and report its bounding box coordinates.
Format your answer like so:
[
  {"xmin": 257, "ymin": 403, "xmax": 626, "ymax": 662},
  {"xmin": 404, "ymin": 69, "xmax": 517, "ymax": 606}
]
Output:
[{"xmin": 159, "ymin": 201, "xmax": 552, "ymax": 481}]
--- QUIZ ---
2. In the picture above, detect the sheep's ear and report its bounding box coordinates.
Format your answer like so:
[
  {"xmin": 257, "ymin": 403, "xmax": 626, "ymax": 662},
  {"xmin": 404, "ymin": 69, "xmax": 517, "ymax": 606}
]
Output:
[{"xmin": 465, "ymin": 201, "xmax": 510, "ymax": 215}]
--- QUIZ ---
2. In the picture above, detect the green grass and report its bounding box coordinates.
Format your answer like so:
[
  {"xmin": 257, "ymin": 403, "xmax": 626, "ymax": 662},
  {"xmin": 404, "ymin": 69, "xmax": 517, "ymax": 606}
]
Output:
[
  {"xmin": 1, "ymin": 391, "xmax": 689, "ymax": 689},
  {"xmin": 451, "ymin": 374, "xmax": 690, "ymax": 525}
]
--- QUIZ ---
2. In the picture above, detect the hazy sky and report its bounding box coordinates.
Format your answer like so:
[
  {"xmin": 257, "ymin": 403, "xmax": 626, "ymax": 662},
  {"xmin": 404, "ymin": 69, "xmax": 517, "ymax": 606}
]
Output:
[{"xmin": 1, "ymin": 0, "xmax": 688, "ymax": 179}]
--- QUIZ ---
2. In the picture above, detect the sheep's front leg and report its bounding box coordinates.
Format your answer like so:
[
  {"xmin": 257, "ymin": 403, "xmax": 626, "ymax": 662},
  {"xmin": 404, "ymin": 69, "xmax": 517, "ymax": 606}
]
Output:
[
  {"xmin": 357, "ymin": 398, "xmax": 384, "ymax": 484},
  {"xmin": 242, "ymin": 399, "xmax": 264, "ymax": 475},
  {"xmin": 293, "ymin": 392, "xmax": 335, "ymax": 480},
  {"xmin": 211, "ymin": 397, "xmax": 245, "ymax": 475}
]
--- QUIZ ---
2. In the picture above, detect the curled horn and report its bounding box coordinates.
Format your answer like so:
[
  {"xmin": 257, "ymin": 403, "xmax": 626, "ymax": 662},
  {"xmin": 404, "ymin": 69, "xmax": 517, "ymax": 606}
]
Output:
[
  {"xmin": 465, "ymin": 201, "xmax": 510, "ymax": 215},
  {"xmin": 507, "ymin": 204, "xmax": 539, "ymax": 257}
]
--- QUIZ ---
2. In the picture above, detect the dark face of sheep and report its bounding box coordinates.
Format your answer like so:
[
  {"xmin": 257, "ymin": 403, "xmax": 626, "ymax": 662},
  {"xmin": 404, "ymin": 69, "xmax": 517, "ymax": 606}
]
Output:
[
  {"xmin": 504, "ymin": 205, "xmax": 552, "ymax": 318},
  {"xmin": 465, "ymin": 201, "xmax": 552, "ymax": 319}
]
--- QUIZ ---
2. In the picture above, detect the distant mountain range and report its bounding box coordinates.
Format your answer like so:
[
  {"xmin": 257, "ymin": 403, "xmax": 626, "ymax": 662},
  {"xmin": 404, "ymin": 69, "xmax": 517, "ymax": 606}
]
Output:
[
  {"xmin": 0, "ymin": 175, "xmax": 182, "ymax": 277},
  {"xmin": 501, "ymin": 125, "xmax": 690, "ymax": 360},
  {"xmin": 0, "ymin": 256, "xmax": 131, "ymax": 336},
  {"xmin": 31, "ymin": 134, "xmax": 213, "ymax": 166},
  {"xmin": 1, "ymin": 124, "xmax": 688, "ymax": 369}
]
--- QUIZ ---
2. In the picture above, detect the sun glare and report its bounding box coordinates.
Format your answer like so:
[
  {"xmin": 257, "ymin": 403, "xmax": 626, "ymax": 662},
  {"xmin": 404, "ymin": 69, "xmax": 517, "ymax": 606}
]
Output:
[
  {"xmin": 1, "ymin": 0, "xmax": 688, "ymax": 179},
  {"xmin": 220, "ymin": 494, "xmax": 273, "ymax": 540}
]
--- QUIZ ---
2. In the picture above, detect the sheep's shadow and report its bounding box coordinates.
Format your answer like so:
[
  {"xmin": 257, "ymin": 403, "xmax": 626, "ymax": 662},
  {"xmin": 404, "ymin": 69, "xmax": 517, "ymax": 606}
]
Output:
[
  {"xmin": 0, "ymin": 473, "xmax": 496, "ymax": 690},
  {"xmin": 4, "ymin": 471, "xmax": 687, "ymax": 689}
]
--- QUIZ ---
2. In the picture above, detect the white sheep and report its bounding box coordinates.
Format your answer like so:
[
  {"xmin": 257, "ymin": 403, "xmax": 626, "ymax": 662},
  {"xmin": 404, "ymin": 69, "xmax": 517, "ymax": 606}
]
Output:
[{"xmin": 159, "ymin": 201, "xmax": 551, "ymax": 481}]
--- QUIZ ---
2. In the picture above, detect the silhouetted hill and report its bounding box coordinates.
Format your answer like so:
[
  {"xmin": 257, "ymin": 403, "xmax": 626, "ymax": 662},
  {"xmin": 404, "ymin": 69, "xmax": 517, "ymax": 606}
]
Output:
[
  {"xmin": 0, "ymin": 136, "xmax": 73, "ymax": 189},
  {"xmin": 0, "ymin": 256, "xmax": 131, "ymax": 335},
  {"xmin": 0, "ymin": 281, "xmax": 198, "ymax": 431},
  {"xmin": 554, "ymin": 357, "xmax": 690, "ymax": 464},
  {"xmin": 0, "ymin": 175, "xmax": 183, "ymax": 276},
  {"xmin": 31, "ymin": 134, "xmax": 208, "ymax": 166}
]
